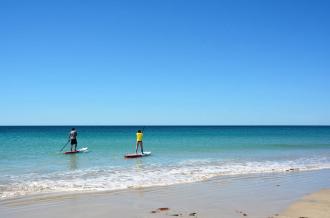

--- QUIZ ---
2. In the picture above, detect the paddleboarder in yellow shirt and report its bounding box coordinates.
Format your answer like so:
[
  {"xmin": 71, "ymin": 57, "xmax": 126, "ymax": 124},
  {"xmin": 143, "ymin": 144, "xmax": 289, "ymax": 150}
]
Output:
[{"xmin": 136, "ymin": 130, "xmax": 144, "ymax": 154}]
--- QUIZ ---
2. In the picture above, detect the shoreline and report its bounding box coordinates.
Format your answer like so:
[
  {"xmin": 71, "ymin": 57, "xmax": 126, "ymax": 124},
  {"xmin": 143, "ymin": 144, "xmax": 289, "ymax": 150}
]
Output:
[
  {"xmin": 2, "ymin": 165, "xmax": 329, "ymax": 201},
  {"xmin": 0, "ymin": 168, "xmax": 328, "ymax": 202},
  {"xmin": 1, "ymin": 169, "xmax": 330, "ymax": 218}
]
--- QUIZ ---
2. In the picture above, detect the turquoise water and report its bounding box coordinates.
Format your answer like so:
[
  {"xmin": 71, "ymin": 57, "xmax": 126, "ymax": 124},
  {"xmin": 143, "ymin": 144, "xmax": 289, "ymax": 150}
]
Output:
[{"xmin": 1, "ymin": 126, "xmax": 330, "ymax": 199}]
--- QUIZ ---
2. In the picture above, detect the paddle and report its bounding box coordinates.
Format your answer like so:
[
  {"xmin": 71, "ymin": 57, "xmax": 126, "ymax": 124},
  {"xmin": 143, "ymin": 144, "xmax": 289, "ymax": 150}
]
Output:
[{"xmin": 59, "ymin": 140, "xmax": 70, "ymax": 152}]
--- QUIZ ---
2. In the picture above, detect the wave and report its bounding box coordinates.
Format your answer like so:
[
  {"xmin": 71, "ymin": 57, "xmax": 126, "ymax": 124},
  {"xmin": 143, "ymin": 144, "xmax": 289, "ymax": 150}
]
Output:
[{"xmin": 1, "ymin": 156, "xmax": 330, "ymax": 200}]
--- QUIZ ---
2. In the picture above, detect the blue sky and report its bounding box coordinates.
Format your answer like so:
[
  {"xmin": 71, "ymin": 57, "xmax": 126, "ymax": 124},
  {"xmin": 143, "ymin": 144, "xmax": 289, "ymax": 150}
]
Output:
[{"xmin": 0, "ymin": 0, "xmax": 329, "ymax": 125}]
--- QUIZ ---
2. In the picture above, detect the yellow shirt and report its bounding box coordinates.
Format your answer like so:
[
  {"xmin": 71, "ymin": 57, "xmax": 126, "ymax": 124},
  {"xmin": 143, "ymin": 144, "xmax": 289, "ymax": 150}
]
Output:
[{"xmin": 136, "ymin": 132, "xmax": 143, "ymax": 141}]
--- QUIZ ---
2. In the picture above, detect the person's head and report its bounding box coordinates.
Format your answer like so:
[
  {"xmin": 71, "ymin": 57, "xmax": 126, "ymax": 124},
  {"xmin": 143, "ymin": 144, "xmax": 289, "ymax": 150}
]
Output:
[
  {"xmin": 137, "ymin": 130, "xmax": 142, "ymax": 133},
  {"xmin": 72, "ymin": 128, "xmax": 75, "ymax": 131}
]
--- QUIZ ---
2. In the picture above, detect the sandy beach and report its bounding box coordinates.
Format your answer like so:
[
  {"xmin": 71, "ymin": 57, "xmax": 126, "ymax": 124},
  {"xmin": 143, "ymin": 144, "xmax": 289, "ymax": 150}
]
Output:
[{"xmin": 1, "ymin": 169, "xmax": 330, "ymax": 218}]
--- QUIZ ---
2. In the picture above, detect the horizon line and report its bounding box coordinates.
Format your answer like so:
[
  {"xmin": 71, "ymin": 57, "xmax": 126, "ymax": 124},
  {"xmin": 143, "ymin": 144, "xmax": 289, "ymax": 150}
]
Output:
[{"xmin": 1, "ymin": 124, "xmax": 330, "ymax": 127}]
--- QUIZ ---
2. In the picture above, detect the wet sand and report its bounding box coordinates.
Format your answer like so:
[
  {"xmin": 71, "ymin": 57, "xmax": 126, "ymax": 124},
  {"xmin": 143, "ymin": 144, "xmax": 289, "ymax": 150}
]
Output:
[{"xmin": 1, "ymin": 169, "xmax": 330, "ymax": 218}]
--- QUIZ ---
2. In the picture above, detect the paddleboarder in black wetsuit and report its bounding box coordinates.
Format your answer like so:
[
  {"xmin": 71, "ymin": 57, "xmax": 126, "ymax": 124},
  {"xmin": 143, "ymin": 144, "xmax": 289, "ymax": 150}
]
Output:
[{"xmin": 68, "ymin": 128, "xmax": 78, "ymax": 152}]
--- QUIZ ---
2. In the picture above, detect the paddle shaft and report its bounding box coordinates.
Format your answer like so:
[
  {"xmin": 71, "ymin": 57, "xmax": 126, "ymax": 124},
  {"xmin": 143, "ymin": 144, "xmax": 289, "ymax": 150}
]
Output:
[{"xmin": 59, "ymin": 140, "xmax": 70, "ymax": 152}]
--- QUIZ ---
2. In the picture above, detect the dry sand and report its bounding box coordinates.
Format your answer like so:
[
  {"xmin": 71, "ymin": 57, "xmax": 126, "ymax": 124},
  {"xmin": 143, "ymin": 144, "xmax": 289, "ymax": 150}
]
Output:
[{"xmin": 277, "ymin": 189, "xmax": 330, "ymax": 218}]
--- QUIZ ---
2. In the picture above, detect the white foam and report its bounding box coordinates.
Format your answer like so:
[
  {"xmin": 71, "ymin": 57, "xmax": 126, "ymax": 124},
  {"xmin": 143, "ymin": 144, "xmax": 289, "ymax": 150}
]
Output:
[{"xmin": 1, "ymin": 156, "xmax": 330, "ymax": 200}]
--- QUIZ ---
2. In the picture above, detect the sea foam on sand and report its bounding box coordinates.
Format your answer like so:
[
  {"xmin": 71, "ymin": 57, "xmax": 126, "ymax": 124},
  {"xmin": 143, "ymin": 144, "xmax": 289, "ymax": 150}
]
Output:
[{"xmin": 0, "ymin": 169, "xmax": 330, "ymax": 218}]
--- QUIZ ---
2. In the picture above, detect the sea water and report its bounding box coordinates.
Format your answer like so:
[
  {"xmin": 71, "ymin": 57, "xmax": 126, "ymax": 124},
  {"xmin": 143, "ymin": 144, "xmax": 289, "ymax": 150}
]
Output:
[{"xmin": 0, "ymin": 126, "xmax": 330, "ymax": 199}]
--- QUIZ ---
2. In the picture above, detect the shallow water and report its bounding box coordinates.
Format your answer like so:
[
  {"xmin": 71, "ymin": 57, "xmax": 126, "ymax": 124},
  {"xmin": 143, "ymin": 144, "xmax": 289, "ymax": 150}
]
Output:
[{"xmin": 1, "ymin": 126, "xmax": 330, "ymax": 199}]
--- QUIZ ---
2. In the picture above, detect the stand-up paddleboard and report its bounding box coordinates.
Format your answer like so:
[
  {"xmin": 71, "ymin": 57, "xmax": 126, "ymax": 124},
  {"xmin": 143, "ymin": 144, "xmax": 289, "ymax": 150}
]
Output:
[
  {"xmin": 64, "ymin": 147, "xmax": 88, "ymax": 154},
  {"xmin": 124, "ymin": 151, "xmax": 151, "ymax": 158}
]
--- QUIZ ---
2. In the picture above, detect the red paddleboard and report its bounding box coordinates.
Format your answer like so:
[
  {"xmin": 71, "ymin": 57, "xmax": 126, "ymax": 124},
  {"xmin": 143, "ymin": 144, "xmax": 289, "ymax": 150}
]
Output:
[
  {"xmin": 124, "ymin": 151, "xmax": 151, "ymax": 158},
  {"xmin": 64, "ymin": 147, "xmax": 88, "ymax": 154},
  {"xmin": 64, "ymin": 150, "xmax": 81, "ymax": 154}
]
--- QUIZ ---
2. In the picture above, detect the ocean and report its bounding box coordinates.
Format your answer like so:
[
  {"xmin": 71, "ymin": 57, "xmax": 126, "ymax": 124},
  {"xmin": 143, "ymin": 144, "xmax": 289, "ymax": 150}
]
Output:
[{"xmin": 0, "ymin": 126, "xmax": 330, "ymax": 199}]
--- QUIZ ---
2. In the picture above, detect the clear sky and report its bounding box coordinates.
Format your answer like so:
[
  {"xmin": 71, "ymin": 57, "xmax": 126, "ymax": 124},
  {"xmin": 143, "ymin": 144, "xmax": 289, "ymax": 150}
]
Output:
[{"xmin": 1, "ymin": 0, "xmax": 329, "ymax": 125}]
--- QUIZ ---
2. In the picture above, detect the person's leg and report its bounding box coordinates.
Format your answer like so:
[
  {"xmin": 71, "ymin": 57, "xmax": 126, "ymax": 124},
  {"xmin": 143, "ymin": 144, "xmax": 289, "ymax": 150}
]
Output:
[
  {"xmin": 141, "ymin": 141, "xmax": 144, "ymax": 154},
  {"xmin": 74, "ymin": 141, "xmax": 77, "ymax": 151},
  {"xmin": 136, "ymin": 141, "xmax": 139, "ymax": 153},
  {"xmin": 70, "ymin": 141, "xmax": 73, "ymax": 152}
]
